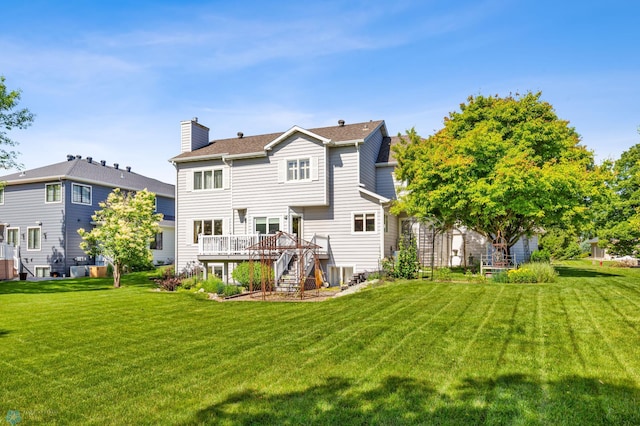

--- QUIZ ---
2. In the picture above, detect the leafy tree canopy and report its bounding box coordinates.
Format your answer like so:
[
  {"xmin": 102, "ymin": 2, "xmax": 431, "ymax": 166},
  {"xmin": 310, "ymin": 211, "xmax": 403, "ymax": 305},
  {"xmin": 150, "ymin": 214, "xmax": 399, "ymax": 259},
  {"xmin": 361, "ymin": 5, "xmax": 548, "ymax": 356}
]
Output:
[
  {"xmin": 78, "ymin": 189, "xmax": 162, "ymax": 287},
  {"xmin": 0, "ymin": 76, "xmax": 35, "ymax": 170},
  {"xmin": 597, "ymin": 137, "xmax": 640, "ymax": 255},
  {"xmin": 393, "ymin": 92, "xmax": 603, "ymax": 249}
]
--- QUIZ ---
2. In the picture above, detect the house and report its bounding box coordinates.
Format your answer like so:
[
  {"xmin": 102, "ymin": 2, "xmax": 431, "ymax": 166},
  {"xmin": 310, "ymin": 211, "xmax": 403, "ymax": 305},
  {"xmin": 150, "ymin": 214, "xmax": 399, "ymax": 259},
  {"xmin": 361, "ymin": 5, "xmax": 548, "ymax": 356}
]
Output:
[
  {"xmin": 0, "ymin": 156, "xmax": 175, "ymax": 278},
  {"xmin": 171, "ymin": 118, "xmax": 536, "ymax": 287}
]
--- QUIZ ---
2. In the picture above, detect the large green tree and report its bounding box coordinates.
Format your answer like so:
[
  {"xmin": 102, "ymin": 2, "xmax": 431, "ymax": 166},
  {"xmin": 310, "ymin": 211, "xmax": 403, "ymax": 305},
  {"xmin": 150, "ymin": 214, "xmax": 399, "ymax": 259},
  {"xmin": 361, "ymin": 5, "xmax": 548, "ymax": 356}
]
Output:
[
  {"xmin": 1, "ymin": 76, "xmax": 35, "ymax": 169},
  {"xmin": 78, "ymin": 189, "xmax": 163, "ymax": 287},
  {"xmin": 393, "ymin": 92, "xmax": 602, "ymax": 251},
  {"xmin": 597, "ymin": 138, "xmax": 640, "ymax": 255}
]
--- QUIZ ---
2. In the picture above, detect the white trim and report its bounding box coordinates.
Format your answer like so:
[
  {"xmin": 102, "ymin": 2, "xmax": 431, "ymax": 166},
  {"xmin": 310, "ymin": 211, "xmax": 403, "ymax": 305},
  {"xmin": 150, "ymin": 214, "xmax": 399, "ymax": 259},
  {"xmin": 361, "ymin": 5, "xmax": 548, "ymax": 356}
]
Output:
[
  {"xmin": 0, "ymin": 188, "xmax": 4, "ymax": 205},
  {"xmin": 6, "ymin": 227, "xmax": 19, "ymax": 247},
  {"xmin": 27, "ymin": 226, "xmax": 42, "ymax": 251},
  {"xmin": 191, "ymin": 167, "xmax": 225, "ymax": 191},
  {"xmin": 351, "ymin": 212, "xmax": 377, "ymax": 234},
  {"xmin": 3, "ymin": 176, "xmax": 173, "ymax": 198},
  {"xmin": 45, "ymin": 182, "xmax": 62, "ymax": 204},
  {"xmin": 284, "ymin": 157, "xmax": 312, "ymax": 183},
  {"xmin": 34, "ymin": 265, "xmax": 51, "ymax": 278},
  {"xmin": 358, "ymin": 187, "xmax": 390, "ymax": 204},
  {"xmin": 265, "ymin": 126, "xmax": 331, "ymax": 151},
  {"xmin": 71, "ymin": 183, "xmax": 92, "ymax": 205}
]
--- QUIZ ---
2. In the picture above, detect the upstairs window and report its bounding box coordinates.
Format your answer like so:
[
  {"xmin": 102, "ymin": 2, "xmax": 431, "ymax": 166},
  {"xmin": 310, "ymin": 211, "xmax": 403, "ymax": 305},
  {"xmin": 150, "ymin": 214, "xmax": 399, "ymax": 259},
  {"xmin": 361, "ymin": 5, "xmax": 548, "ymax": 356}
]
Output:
[
  {"xmin": 353, "ymin": 213, "xmax": 376, "ymax": 233},
  {"xmin": 46, "ymin": 183, "xmax": 62, "ymax": 203},
  {"xmin": 194, "ymin": 169, "xmax": 223, "ymax": 190},
  {"xmin": 72, "ymin": 183, "xmax": 92, "ymax": 205},
  {"xmin": 287, "ymin": 158, "xmax": 310, "ymax": 181},
  {"xmin": 0, "ymin": 188, "xmax": 4, "ymax": 204}
]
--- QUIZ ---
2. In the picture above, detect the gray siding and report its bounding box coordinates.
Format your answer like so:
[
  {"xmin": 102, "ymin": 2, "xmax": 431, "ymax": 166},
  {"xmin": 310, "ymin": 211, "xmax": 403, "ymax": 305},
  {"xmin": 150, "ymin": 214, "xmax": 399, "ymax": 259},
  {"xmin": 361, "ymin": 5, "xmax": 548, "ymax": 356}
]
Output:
[
  {"xmin": 359, "ymin": 129, "xmax": 383, "ymax": 191},
  {"xmin": 375, "ymin": 165, "xmax": 398, "ymax": 200},
  {"xmin": 175, "ymin": 159, "xmax": 232, "ymax": 271}
]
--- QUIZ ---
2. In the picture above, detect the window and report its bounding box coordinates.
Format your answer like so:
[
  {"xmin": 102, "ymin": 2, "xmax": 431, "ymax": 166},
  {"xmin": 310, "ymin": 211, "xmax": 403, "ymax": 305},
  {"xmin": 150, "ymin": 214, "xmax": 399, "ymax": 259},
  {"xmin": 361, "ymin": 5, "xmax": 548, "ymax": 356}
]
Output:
[
  {"xmin": 7, "ymin": 228, "xmax": 18, "ymax": 246},
  {"xmin": 27, "ymin": 227, "xmax": 41, "ymax": 250},
  {"xmin": 194, "ymin": 169, "xmax": 223, "ymax": 190},
  {"xmin": 254, "ymin": 217, "xmax": 280, "ymax": 234},
  {"xmin": 353, "ymin": 213, "xmax": 376, "ymax": 233},
  {"xmin": 0, "ymin": 188, "xmax": 4, "ymax": 204},
  {"xmin": 287, "ymin": 158, "xmax": 310, "ymax": 181},
  {"xmin": 150, "ymin": 232, "xmax": 163, "ymax": 250},
  {"xmin": 72, "ymin": 183, "xmax": 91, "ymax": 205},
  {"xmin": 193, "ymin": 219, "xmax": 223, "ymax": 243},
  {"xmin": 35, "ymin": 266, "xmax": 51, "ymax": 278},
  {"xmin": 46, "ymin": 183, "xmax": 62, "ymax": 203},
  {"xmin": 384, "ymin": 214, "xmax": 388, "ymax": 233}
]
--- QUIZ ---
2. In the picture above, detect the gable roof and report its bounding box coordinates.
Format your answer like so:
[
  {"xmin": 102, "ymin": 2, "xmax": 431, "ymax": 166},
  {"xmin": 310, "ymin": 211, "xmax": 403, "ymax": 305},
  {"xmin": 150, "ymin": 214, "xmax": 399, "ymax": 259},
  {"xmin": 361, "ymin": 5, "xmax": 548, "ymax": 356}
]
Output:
[
  {"xmin": 0, "ymin": 157, "xmax": 175, "ymax": 198},
  {"xmin": 376, "ymin": 135, "xmax": 404, "ymax": 164},
  {"xmin": 171, "ymin": 120, "xmax": 385, "ymax": 162}
]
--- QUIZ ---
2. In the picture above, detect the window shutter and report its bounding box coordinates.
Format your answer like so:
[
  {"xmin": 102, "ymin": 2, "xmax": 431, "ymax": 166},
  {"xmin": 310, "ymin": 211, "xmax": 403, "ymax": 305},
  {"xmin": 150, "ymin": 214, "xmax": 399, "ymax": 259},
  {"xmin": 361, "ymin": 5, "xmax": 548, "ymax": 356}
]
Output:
[
  {"xmin": 311, "ymin": 156, "xmax": 319, "ymax": 181},
  {"xmin": 278, "ymin": 160, "xmax": 285, "ymax": 183},
  {"xmin": 185, "ymin": 171, "xmax": 193, "ymax": 192},
  {"xmin": 223, "ymin": 167, "xmax": 230, "ymax": 190}
]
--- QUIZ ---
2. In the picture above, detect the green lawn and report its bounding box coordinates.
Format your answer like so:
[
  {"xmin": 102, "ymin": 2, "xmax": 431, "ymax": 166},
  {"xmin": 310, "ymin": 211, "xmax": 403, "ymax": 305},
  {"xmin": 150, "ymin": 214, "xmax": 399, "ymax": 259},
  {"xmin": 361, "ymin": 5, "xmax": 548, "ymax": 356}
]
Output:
[{"xmin": 1, "ymin": 260, "xmax": 639, "ymax": 425}]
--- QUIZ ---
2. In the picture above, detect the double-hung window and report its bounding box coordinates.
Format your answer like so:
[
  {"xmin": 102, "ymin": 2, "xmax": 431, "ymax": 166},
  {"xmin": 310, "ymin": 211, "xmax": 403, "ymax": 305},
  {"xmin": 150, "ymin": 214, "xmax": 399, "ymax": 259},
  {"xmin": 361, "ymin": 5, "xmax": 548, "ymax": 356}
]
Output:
[
  {"xmin": 6, "ymin": 228, "xmax": 18, "ymax": 246},
  {"xmin": 287, "ymin": 158, "xmax": 310, "ymax": 181},
  {"xmin": 194, "ymin": 169, "xmax": 223, "ymax": 190},
  {"xmin": 353, "ymin": 213, "xmax": 376, "ymax": 233},
  {"xmin": 46, "ymin": 183, "xmax": 62, "ymax": 203},
  {"xmin": 27, "ymin": 227, "xmax": 41, "ymax": 250},
  {"xmin": 150, "ymin": 232, "xmax": 163, "ymax": 250},
  {"xmin": 72, "ymin": 183, "xmax": 91, "ymax": 205}
]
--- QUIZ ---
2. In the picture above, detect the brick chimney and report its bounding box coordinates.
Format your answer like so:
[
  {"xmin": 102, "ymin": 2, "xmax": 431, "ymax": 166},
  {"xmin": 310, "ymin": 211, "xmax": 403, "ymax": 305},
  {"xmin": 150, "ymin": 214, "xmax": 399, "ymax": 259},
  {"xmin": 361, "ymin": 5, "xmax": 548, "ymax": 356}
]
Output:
[{"xmin": 180, "ymin": 117, "xmax": 210, "ymax": 153}]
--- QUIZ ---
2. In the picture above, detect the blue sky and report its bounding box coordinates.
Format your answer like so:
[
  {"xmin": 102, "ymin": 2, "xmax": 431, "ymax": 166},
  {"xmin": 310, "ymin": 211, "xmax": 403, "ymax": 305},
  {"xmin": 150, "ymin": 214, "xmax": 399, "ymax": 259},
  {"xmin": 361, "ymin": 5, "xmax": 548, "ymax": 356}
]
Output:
[{"xmin": 1, "ymin": 0, "xmax": 638, "ymax": 183}]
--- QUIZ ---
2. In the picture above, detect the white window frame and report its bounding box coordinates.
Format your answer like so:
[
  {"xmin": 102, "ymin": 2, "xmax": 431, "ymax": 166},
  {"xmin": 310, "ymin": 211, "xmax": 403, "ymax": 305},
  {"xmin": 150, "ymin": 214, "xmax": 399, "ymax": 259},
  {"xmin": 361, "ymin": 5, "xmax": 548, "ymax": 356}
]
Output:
[
  {"xmin": 45, "ymin": 183, "xmax": 62, "ymax": 203},
  {"xmin": 71, "ymin": 183, "xmax": 92, "ymax": 205},
  {"xmin": 352, "ymin": 212, "xmax": 376, "ymax": 234},
  {"xmin": 35, "ymin": 266, "xmax": 51, "ymax": 278},
  {"xmin": 6, "ymin": 227, "xmax": 19, "ymax": 247},
  {"xmin": 193, "ymin": 168, "xmax": 223, "ymax": 191},
  {"xmin": 27, "ymin": 226, "xmax": 41, "ymax": 251},
  {"xmin": 0, "ymin": 188, "xmax": 4, "ymax": 205},
  {"xmin": 254, "ymin": 217, "xmax": 280, "ymax": 234},
  {"xmin": 286, "ymin": 158, "xmax": 311, "ymax": 182},
  {"xmin": 193, "ymin": 219, "xmax": 224, "ymax": 244}
]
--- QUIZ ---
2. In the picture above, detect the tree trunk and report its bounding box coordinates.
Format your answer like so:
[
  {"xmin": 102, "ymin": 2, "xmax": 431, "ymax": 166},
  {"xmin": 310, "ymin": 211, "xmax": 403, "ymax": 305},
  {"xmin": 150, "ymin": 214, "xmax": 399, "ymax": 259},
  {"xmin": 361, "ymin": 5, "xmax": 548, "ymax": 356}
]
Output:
[{"xmin": 113, "ymin": 262, "xmax": 121, "ymax": 288}]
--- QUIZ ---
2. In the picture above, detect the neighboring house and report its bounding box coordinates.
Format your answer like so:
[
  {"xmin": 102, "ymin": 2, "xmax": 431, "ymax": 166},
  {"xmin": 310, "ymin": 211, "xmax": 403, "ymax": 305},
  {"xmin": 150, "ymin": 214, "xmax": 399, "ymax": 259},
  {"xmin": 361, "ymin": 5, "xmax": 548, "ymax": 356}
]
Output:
[
  {"xmin": 0, "ymin": 155, "xmax": 175, "ymax": 278},
  {"xmin": 171, "ymin": 118, "xmax": 536, "ymax": 286}
]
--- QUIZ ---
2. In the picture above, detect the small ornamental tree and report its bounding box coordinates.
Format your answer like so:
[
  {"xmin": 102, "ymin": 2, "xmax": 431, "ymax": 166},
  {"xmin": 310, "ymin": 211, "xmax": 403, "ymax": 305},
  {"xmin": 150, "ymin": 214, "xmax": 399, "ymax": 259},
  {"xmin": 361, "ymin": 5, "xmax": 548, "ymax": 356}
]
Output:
[{"xmin": 78, "ymin": 189, "xmax": 163, "ymax": 287}]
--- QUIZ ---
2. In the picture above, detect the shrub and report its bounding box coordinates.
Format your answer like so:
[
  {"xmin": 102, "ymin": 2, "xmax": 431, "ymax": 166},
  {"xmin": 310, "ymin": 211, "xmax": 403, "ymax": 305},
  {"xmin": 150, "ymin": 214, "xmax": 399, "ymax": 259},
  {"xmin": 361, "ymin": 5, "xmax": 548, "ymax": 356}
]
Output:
[
  {"xmin": 525, "ymin": 262, "xmax": 558, "ymax": 283},
  {"xmin": 507, "ymin": 268, "xmax": 537, "ymax": 283},
  {"xmin": 395, "ymin": 239, "xmax": 418, "ymax": 279},
  {"xmin": 433, "ymin": 267, "xmax": 453, "ymax": 282},
  {"xmin": 380, "ymin": 258, "xmax": 395, "ymax": 280},
  {"xmin": 154, "ymin": 268, "xmax": 181, "ymax": 291},
  {"xmin": 530, "ymin": 249, "xmax": 551, "ymax": 263},
  {"xmin": 464, "ymin": 270, "xmax": 486, "ymax": 283},
  {"xmin": 215, "ymin": 283, "xmax": 242, "ymax": 297},
  {"xmin": 232, "ymin": 262, "xmax": 274, "ymax": 290},
  {"xmin": 199, "ymin": 276, "xmax": 224, "ymax": 293},
  {"xmin": 492, "ymin": 271, "xmax": 510, "ymax": 283},
  {"xmin": 181, "ymin": 276, "xmax": 197, "ymax": 290}
]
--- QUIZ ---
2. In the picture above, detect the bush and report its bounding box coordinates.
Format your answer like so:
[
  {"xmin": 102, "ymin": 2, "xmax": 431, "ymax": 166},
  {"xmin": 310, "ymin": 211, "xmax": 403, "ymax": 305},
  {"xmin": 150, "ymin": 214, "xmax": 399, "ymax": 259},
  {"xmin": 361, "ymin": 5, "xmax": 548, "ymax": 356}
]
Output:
[
  {"xmin": 232, "ymin": 262, "xmax": 274, "ymax": 290},
  {"xmin": 181, "ymin": 276, "xmax": 197, "ymax": 290},
  {"xmin": 525, "ymin": 262, "xmax": 558, "ymax": 283},
  {"xmin": 492, "ymin": 271, "xmax": 510, "ymax": 283},
  {"xmin": 433, "ymin": 267, "xmax": 453, "ymax": 282},
  {"xmin": 507, "ymin": 268, "xmax": 537, "ymax": 283},
  {"xmin": 395, "ymin": 239, "xmax": 418, "ymax": 279},
  {"xmin": 530, "ymin": 249, "xmax": 551, "ymax": 263},
  {"xmin": 464, "ymin": 270, "xmax": 486, "ymax": 283},
  {"xmin": 154, "ymin": 268, "xmax": 181, "ymax": 291},
  {"xmin": 199, "ymin": 276, "xmax": 224, "ymax": 293},
  {"xmin": 215, "ymin": 283, "xmax": 242, "ymax": 297}
]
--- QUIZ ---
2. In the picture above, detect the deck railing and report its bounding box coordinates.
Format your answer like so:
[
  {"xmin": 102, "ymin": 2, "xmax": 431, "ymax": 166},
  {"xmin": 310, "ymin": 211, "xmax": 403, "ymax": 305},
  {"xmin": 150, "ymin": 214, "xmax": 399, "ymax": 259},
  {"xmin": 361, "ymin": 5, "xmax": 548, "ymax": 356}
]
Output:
[{"xmin": 198, "ymin": 234, "xmax": 268, "ymax": 255}]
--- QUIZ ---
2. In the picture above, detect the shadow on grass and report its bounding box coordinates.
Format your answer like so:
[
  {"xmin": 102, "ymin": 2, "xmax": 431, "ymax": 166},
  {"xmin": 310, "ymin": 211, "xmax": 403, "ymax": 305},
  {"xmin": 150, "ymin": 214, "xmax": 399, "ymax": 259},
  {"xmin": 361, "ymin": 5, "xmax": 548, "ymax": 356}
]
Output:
[
  {"xmin": 0, "ymin": 272, "xmax": 157, "ymax": 295},
  {"xmin": 555, "ymin": 266, "xmax": 621, "ymax": 278},
  {"xmin": 0, "ymin": 329, "xmax": 10, "ymax": 338},
  {"xmin": 187, "ymin": 374, "xmax": 640, "ymax": 425}
]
